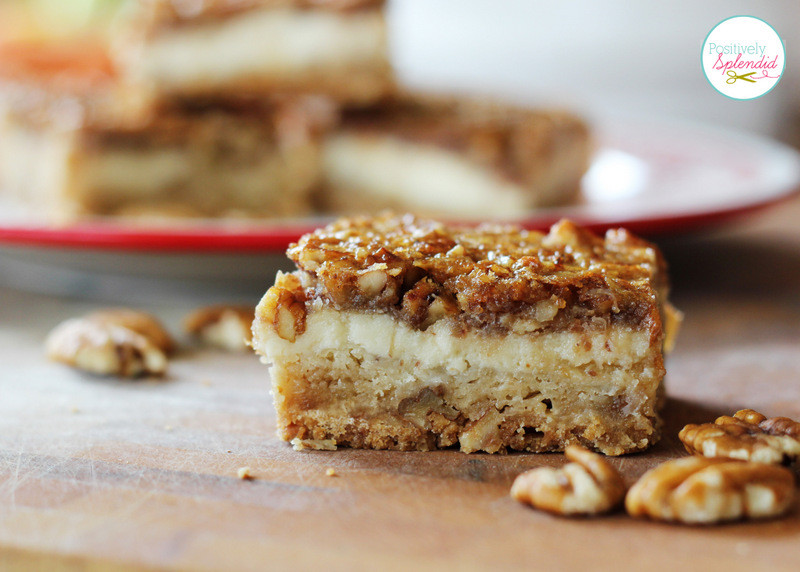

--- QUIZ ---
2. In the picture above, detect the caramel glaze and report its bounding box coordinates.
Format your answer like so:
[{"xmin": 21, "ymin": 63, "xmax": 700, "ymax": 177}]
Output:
[{"xmin": 288, "ymin": 214, "xmax": 670, "ymax": 336}]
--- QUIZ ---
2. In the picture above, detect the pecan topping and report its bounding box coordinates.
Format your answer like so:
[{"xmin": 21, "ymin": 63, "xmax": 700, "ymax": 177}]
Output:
[
  {"xmin": 46, "ymin": 309, "xmax": 173, "ymax": 377},
  {"xmin": 356, "ymin": 268, "xmax": 389, "ymax": 298},
  {"xmin": 679, "ymin": 409, "xmax": 800, "ymax": 465},
  {"xmin": 287, "ymin": 214, "xmax": 669, "ymax": 331},
  {"xmin": 511, "ymin": 446, "xmax": 626, "ymax": 516},
  {"xmin": 625, "ymin": 456, "xmax": 795, "ymax": 524}
]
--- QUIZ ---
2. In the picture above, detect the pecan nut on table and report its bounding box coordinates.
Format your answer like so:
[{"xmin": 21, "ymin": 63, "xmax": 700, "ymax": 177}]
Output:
[
  {"xmin": 184, "ymin": 304, "xmax": 256, "ymax": 352},
  {"xmin": 46, "ymin": 309, "xmax": 174, "ymax": 378},
  {"xmin": 511, "ymin": 445, "xmax": 626, "ymax": 516},
  {"xmin": 680, "ymin": 409, "xmax": 800, "ymax": 465},
  {"xmin": 625, "ymin": 456, "xmax": 795, "ymax": 525}
]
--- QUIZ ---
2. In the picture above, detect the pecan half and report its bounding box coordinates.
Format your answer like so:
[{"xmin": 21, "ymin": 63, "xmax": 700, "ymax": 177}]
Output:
[
  {"xmin": 511, "ymin": 445, "xmax": 626, "ymax": 516},
  {"xmin": 85, "ymin": 309, "xmax": 174, "ymax": 354},
  {"xmin": 625, "ymin": 456, "xmax": 795, "ymax": 524},
  {"xmin": 184, "ymin": 305, "xmax": 255, "ymax": 352},
  {"xmin": 255, "ymin": 272, "xmax": 307, "ymax": 342},
  {"xmin": 46, "ymin": 310, "xmax": 173, "ymax": 378},
  {"xmin": 679, "ymin": 409, "xmax": 800, "ymax": 465}
]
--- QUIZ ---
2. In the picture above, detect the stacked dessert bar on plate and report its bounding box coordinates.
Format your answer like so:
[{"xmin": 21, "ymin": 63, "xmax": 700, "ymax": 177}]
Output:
[
  {"xmin": 121, "ymin": 0, "xmax": 395, "ymax": 104},
  {"xmin": 0, "ymin": 43, "xmax": 329, "ymax": 220},
  {"xmin": 0, "ymin": 0, "xmax": 591, "ymax": 221}
]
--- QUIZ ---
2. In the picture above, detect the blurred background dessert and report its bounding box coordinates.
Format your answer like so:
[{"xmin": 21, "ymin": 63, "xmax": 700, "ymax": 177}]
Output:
[
  {"xmin": 0, "ymin": 0, "xmax": 797, "ymax": 225},
  {"xmin": 320, "ymin": 98, "xmax": 588, "ymax": 218},
  {"xmin": 0, "ymin": 40, "xmax": 328, "ymax": 221},
  {"xmin": 118, "ymin": 0, "xmax": 394, "ymax": 105},
  {"xmin": 0, "ymin": 0, "xmax": 595, "ymax": 222}
]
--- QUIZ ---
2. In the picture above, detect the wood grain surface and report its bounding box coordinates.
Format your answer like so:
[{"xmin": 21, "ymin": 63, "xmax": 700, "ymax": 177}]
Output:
[{"xmin": 1, "ymin": 197, "xmax": 800, "ymax": 571}]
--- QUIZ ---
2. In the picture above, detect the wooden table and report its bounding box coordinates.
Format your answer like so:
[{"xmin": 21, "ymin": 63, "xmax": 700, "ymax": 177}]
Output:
[{"xmin": 2, "ymin": 197, "xmax": 800, "ymax": 571}]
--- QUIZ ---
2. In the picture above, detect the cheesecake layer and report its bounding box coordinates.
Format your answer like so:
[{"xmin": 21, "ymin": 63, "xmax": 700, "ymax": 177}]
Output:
[{"xmin": 321, "ymin": 133, "xmax": 534, "ymax": 218}]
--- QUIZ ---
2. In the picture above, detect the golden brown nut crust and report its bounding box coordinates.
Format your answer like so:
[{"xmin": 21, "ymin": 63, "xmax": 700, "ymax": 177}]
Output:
[
  {"xmin": 288, "ymin": 214, "xmax": 668, "ymax": 332},
  {"xmin": 625, "ymin": 456, "xmax": 795, "ymax": 524},
  {"xmin": 679, "ymin": 409, "xmax": 800, "ymax": 465},
  {"xmin": 511, "ymin": 446, "xmax": 626, "ymax": 516},
  {"xmin": 141, "ymin": 0, "xmax": 385, "ymax": 31}
]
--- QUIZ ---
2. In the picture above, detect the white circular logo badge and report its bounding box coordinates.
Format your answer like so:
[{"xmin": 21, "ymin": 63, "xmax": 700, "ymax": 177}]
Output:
[{"xmin": 701, "ymin": 16, "xmax": 785, "ymax": 100}]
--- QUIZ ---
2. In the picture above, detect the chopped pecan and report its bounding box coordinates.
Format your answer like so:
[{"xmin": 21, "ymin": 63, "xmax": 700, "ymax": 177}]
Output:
[
  {"xmin": 400, "ymin": 278, "xmax": 458, "ymax": 329},
  {"xmin": 356, "ymin": 268, "xmax": 389, "ymax": 298},
  {"xmin": 46, "ymin": 310, "xmax": 172, "ymax": 377},
  {"xmin": 625, "ymin": 456, "xmax": 795, "ymax": 524},
  {"xmin": 511, "ymin": 445, "xmax": 626, "ymax": 516},
  {"xmin": 400, "ymin": 278, "xmax": 437, "ymax": 327},
  {"xmin": 424, "ymin": 295, "xmax": 458, "ymax": 328},
  {"xmin": 256, "ymin": 272, "xmax": 307, "ymax": 342},
  {"xmin": 679, "ymin": 409, "xmax": 800, "ymax": 465},
  {"xmin": 184, "ymin": 305, "xmax": 255, "ymax": 352},
  {"xmin": 459, "ymin": 408, "xmax": 504, "ymax": 454},
  {"xmin": 398, "ymin": 387, "xmax": 460, "ymax": 431}
]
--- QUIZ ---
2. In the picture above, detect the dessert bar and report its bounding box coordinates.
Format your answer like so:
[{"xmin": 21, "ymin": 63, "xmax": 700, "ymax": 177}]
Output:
[
  {"xmin": 253, "ymin": 214, "xmax": 679, "ymax": 455},
  {"xmin": 119, "ymin": 0, "xmax": 393, "ymax": 104},
  {"xmin": 320, "ymin": 99, "xmax": 590, "ymax": 218},
  {"xmin": 0, "ymin": 43, "xmax": 324, "ymax": 220}
]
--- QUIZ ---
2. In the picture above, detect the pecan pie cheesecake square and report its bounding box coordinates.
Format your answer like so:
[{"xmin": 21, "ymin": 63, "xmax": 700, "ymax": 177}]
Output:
[
  {"xmin": 118, "ymin": 0, "xmax": 393, "ymax": 105},
  {"xmin": 0, "ymin": 42, "xmax": 325, "ymax": 220},
  {"xmin": 252, "ymin": 214, "xmax": 680, "ymax": 455},
  {"xmin": 319, "ymin": 99, "xmax": 590, "ymax": 218}
]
